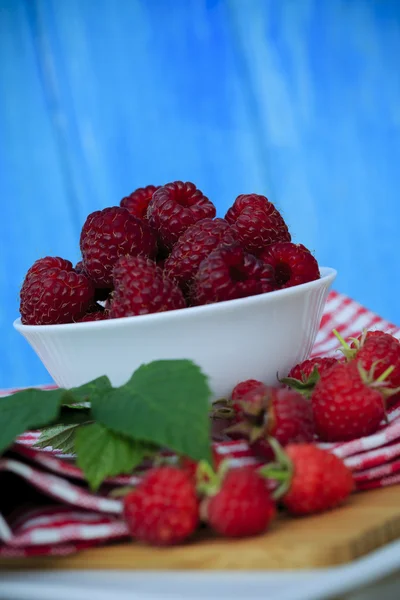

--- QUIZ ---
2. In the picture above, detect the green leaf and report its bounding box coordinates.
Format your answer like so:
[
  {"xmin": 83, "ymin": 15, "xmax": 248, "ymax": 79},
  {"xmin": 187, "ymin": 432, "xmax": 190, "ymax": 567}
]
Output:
[
  {"xmin": 62, "ymin": 375, "xmax": 112, "ymax": 405},
  {"xmin": 35, "ymin": 424, "xmax": 81, "ymax": 454},
  {"xmin": 0, "ymin": 375, "xmax": 112, "ymax": 455},
  {"xmin": 0, "ymin": 388, "xmax": 65, "ymax": 454},
  {"xmin": 91, "ymin": 359, "xmax": 212, "ymax": 463},
  {"xmin": 75, "ymin": 423, "xmax": 152, "ymax": 491},
  {"xmin": 57, "ymin": 405, "xmax": 92, "ymax": 426}
]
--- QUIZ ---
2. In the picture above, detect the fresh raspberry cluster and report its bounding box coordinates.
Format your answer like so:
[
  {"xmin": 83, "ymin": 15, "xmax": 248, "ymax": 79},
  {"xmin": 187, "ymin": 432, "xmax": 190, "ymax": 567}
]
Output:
[
  {"xmin": 227, "ymin": 329, "xmax": 400, "ymax": 447},
  {"xmin": 121, "ymin": 328, "xmax": 400, "ymax": 547},
  {"xmin": 19, "ymin": 184, "xmax": 321, "ymax": 325},
  {"xmin": 122, "ymin": 442, "xmax": 352, "ymax": 545}
]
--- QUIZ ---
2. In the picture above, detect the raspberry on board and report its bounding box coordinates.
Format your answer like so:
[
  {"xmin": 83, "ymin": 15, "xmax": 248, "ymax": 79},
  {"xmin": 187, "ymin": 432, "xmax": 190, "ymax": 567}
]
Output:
[
  {"xmin": 191, "ymin": 244, "xmax": 275, "ymax": 305},
  {"xmin": 109, "ymin": 255, "xmax": 186, "ymax": 318},
  {"xmin": 259, "ymin": 242, "xmax": 320, "ymax": 289},
  {"xmin": 281, "ymin": 444, "xmax": 354, "ymax": 515},
  {"xmin": 164, "ymin": 218, "xmax": 237, "ymax": 291},
  {"xmin": 20, "ymin": 257, "xmax": 95, "ymax": 325},
  {"xmin": 123, "ymin": 466, "xmax": 199, "ymax": 546},
  {"xmin": 120, "ymin": 185, "xmax": 160, "ymax": 220},
  {"xmin": 203, "ymin": 467, "xmax": 276, "ymax": 538},
  {"xmin": 225, "ymin": 194, "xmax": 291, "ymax": 255},
  {"xmin": 147, "ymin": 181, "xmax": 216, "ymax": 249},
  {"xmin": 80, "ymin": 206, "xmax": 157, "ymax": 288}
]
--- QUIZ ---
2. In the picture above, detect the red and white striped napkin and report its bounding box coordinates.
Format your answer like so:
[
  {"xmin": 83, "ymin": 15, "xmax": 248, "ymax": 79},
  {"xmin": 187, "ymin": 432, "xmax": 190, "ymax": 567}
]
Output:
[{"xmin": 1, "ymin": 290, "xmax": 399, "ymax": 559}]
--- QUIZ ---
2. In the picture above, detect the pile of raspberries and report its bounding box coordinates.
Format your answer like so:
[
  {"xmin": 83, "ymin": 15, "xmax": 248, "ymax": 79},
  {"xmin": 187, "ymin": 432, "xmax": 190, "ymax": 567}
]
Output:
[{"xmin": 20, "ymin": 182, "xmax": 320, "ymax": 325}]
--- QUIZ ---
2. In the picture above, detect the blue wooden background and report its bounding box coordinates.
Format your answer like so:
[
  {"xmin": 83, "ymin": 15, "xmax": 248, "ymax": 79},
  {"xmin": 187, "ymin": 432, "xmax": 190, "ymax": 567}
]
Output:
[{"xmin": 1, "ymin": 0, "xmax": 399, "ymax": 389}]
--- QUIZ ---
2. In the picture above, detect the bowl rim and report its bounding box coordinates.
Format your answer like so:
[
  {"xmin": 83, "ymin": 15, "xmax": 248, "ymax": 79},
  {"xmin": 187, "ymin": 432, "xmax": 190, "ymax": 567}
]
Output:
[{"xmin": 14, "ymin": 266, "xmax": 337, "ymax": 333}]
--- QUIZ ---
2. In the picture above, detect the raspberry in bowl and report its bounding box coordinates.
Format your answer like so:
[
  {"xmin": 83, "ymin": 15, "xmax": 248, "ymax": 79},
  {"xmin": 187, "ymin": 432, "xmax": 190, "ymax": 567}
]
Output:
[{"xmin": 13, "ymin": 186, "xmax": 337, "ymax": 399}]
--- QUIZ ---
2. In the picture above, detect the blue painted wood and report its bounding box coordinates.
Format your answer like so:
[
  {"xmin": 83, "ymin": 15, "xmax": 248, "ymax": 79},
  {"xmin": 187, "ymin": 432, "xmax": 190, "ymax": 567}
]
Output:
[
  {"xmin": 1, "ymin": 0, "xmax": 399, "ymax": 388},
  {"xmin": 228, "ymin": 0, "xmax": 400, "ymax": 318},
  {"xmin": 0, "ymin": 0, "xmax": 80, "ymax": 388}
]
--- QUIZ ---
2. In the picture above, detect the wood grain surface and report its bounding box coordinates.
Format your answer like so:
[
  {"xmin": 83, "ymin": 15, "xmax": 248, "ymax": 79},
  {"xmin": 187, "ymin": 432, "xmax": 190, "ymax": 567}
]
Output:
[{"xmin": 2, "ymin": 486, "xmax": 400, "ymax": 571}]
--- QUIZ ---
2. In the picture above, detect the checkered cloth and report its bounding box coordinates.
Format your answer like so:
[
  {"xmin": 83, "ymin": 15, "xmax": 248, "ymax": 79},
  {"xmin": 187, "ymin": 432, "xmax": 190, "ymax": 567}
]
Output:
[{"xmin": 1, "ymin": 290, "xmax": 399, "ymax": 559}]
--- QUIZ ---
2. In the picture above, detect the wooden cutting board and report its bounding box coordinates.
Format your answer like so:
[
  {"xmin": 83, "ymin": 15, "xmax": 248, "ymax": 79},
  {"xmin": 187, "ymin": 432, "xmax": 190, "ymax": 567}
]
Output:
[{"xmin": 2, "ymin": 485, "xmax": 400, "ymax": 571}]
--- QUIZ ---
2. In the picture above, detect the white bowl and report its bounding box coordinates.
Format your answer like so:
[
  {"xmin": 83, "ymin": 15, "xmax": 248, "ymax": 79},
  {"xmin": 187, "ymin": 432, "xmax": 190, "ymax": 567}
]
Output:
[{"xmin": 14, "ymin": 267, "xmax": 336, "ymax": 399}]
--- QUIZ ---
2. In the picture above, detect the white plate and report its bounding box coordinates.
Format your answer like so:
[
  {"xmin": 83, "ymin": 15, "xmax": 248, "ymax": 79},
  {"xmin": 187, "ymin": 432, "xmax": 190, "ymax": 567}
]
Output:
[{"xmin": 1, "ymin": 538, "xmax": 400, "ymax": 600}]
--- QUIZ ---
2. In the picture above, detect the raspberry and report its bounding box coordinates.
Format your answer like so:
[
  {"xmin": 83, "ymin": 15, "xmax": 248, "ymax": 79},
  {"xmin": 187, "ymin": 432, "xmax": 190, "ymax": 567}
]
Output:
[
  {"xmin": 75, "ymin": 261, "xmax": 113, "ymax": 302},
  {"xmin": 282, "ymin": 357, "xmax": 339, "ymax": 396},
  {"xmin": 120, "ymin": 185, "xmax": 160, "ymax": 220},
  {"xmin": 20, "ymin": 257, "xmax": 94, "ymax": 325},
  {"xmin": 259, "ymin": 242, "xmax": 320, "ymax": 288},
  {"xmin": 225, "ymin": 194, "xmax": 291, "ymax": 254},
  {"xmin": 226, "ymin": 385, "xmax": 315, "ymax": 459},
  {"xmin": 311, "ymin": 362, "xmax": 386, "ymax": 442},
  {"xmin": 231, "ymin": 379, "xmax": 264, "ymax": 407},
  {"xmin": 345, "ymin": 330, "xmax": 400, "ymax": 391},
  {"xmin": 123, "ymin": 467, "xmax": 199, "ymax": 545},
  {"xmin": 164, "ymin": 218, "xmax": 237, "ymax": 291},
  {"xmin": 109, "ymin": 255, "xmax": 186, "ymax": 318},
  {"xmin": 288, "ymin": 357, "xmax": 338, "ymax": 382},
  {"xmin": 180, "ymin": 457, "xmax": 199, "ymax": 482},
  {"xmin": 192, "ymin": 244, "xmax": 275, "ymax": 305},
  {"xmin": 76, "ymin": 311, "xmax": 108, "ymax": 322},
  {"xmin": 21, "ymin": 257, "xmax": 72, "ymax": 293},
  {"xmin": 263, "ymin": 443, "xmax": 354, "ymax": 516},
  {"xmin": 147, "ymin": 181, "xmax": 216, "ymax": 249},
  {"xmin": 80, "ymin": 207, "xmax": 157, "ymax": 288},
  {"xmin": 74, "ymin": 261, "xmax": 86, "ymax": 275},
  {"xmin": 202, "ymin": 467, "xmax": 275, "ymax": 538},
  {"xmin": 283, "ymin": 445, "xmax": 354, "ymax": 515}
]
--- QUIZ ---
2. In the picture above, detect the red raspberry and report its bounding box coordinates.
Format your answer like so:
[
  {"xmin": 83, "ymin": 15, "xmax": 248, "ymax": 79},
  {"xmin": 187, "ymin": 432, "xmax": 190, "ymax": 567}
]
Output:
[
  {"xmin": 20, "ymin": 257, "xmax": 94, "ymax": 325},
  {"xmin": 120, "ymin": 185, "xmax": 160, "ymax": 220},
  {"xmin": 74, "ymin": 261, "xmax": 86, "ymax": 275},
  {"xmin": 231, "ymin": 379, "xmax": 264, "ymax": 407},
  {"xmin": 288, "ymin": 357, "xmax": 338, "ymax": 382},
  {"xmin": 180, "ymin": 449, "xmax": 221, "ymax": 482},
  {"xmin": 164, "ymin": 218, "xmax": 237, "ymax": 291},
  {"xmin": 263, "ymin": 443, "xmax": 353, "ymax": 516},
  {"xmin": 123, "ymin": 467, "xmax": 199, "ymax": 545},
  {"xmin": 147, "ymin": 181, "xmax": 216, "ymax": 249},
  {"xmin": 75, "ymin": 261, "xmax": 113, "ymax": 302},
  {"xmin": 259, "ymin": 242, "xmax": 320, "ymax": 288},
  {"xmin": 109, "ymin": 255, "xmax": 186, "ymax": 318},
  {"xmin": 390, "ymin": 391, "xmax": 400, "ymax": 409},
  {"xmin": 225, "ymin": 194, "xmax": 291, "ymax": 254},
  {"xmin": 202, "ymin": 467, "xmax": 275, "ymax": 538},
  {"xmin": 345, "ymin": 331, "xmax": 400, "ymax": 391},
  {"xmin": 76, "ymin": 311, "xmax": 108, "ymax": 323},
  {"xmin": 227, "ymin": 385, "xmax": 315, "ymax": 459},
  {"xmin": 283, "ymin": 445, "xmax": 354, "ymax": 515},
  {"xmin": 80, "ymin": 207, "xmax": 157, "ymax": 288},
  {"xmin": 192, "ymin": 244, "xmax": 275, "ymax": 305},
  {"xmin": 282, "ymin": 357, "xmax": 339, "ymax": 396},
  {"xmin": 311, "ymin": 362, "xmax": 386, "ymax": 442},
  {"xmin": 180, "ymin": 457, "xmax": 199, "ymax": 482},
  {"xmin": 21, "ymin": 257, "xmax": 72, "ymax": 293}
]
